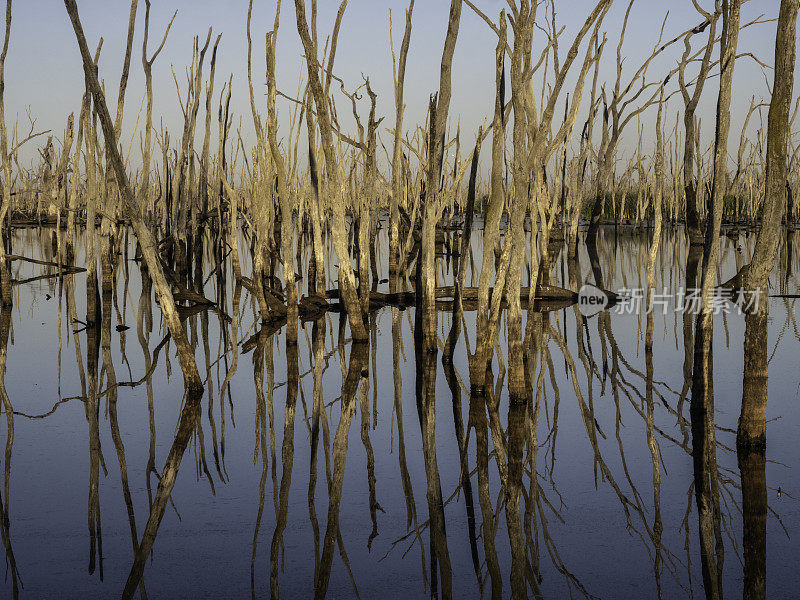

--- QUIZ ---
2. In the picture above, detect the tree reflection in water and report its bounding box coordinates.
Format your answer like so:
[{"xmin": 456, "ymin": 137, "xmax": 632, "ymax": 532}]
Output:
[{"xmin": 0, "ymin": 225, "xmax": 796, "ymax": 599}]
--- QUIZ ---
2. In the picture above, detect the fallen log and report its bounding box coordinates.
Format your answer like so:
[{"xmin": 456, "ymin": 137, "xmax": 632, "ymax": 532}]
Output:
[
  {"xmin": 432, "ymin": 284, "xmax": 579, "ymax": 302},
  {"xmin": 323, "ymin": 283, "xmax": 591, "ymax": 310},
  {"xmin": 7, "ymin": 254, "xmax": 86, "ymax": 272}
]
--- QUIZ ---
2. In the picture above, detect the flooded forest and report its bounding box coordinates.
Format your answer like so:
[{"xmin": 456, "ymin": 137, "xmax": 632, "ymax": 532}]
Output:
[{"xmin": 0, "ymin": 0, "xmax": 799, "ymax": 598}]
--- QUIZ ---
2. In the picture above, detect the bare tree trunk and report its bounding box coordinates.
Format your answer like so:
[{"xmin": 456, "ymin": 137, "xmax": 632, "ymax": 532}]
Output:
[
  {"xmin": 740, "ymin": 0, "xmax": 798, "ymax": 448},
  {"xmin": 67, "ymin": 42, "xmax": 102, "ymax": 262},
  {"xmin": 64, "ymin": 0, "xmax": 202, "ymax": 388},
  {"xmin": 679, "ymin": 8, "xmax": 718, "ymax": 246},
  {"xmin": 700, "ymin": 0, "xmax": 741, "ymax": 300},
  {"xmin": 266, "ymin": 17, "xmax": 299, "ymax": 344},
  {"xmin": 293, "ymin": 0, "xmax": 368, "ymax": 341},
  {"xmin": 421, "ymin": 0, "xmax": 462, "ymax": 352},
  {"xmin": 141, "ymin": 2, "xmax": 175, "ymax": 219},
  {"xmin": 745, "ymin": 0, "xmax": 798, "ymax": 293},
  {"xmin": 689, "ymin": 5, "xmax": 742, "ymax": 599},
  {"xmin": 304, "ymin": 89, "xmax": 326, "ymax": 294},
  {"xmin": 199, "ymin": 36, "xmax": 220, "ymax": 220},
  {"xmin": 0, "ymin": 0, "xmax": 13, "ymax": 307},
  {"xmin": 505, "ymin": 2, "xmax": 534, "ymax": 411},
  {"xmin": 570, "ymin": 35, "xmax": 603, "ymax": 258},
  {"xmin": 113, "ymin": 0, "xmax": 138, "ymax": 139},
  {"xmin": 84, "ymin": 103, "xmax": 99, "ymax": 326},
  {"xmin": 647, "ymin": 89, "xmax": 666, "ymax": 275},
  {"xmin": 470, "ymin": 11, "xmax": 506, "ymax": 388},
  {"xmin": 390, "ymin": 1, "xmax": 414, "ymax": 277},
  {"xmin": 63, "ymin": 1, "xmax": 206, "ymax": 590}
]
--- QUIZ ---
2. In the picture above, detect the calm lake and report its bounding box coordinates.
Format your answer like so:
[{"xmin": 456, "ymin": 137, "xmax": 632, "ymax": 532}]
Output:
[{"xmin": 0, "ymin": 224, "xmax": 798, "ymax": 599}]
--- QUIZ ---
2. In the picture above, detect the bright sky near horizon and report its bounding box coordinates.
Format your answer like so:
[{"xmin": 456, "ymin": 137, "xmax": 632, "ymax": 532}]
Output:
[{"xmin": 3, "ymin": 0, "xmax": 792, "ymax": 173}]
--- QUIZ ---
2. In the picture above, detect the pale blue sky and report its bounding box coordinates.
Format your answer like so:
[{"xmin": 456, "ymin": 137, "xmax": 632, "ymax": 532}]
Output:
[{"xmin": 2, "ymin": 0, "xmax": 790, "ymax": 172}]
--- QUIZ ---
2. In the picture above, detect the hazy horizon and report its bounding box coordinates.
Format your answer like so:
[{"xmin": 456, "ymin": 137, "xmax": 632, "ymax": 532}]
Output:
[{"xmin": 4, "ymin": 0, "xmax": 793, "ymax": 177}]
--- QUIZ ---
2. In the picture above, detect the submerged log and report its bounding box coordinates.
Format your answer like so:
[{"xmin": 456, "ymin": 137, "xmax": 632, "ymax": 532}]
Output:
[
  {"xmin": 322, "ymin": 283, "xmax": 606, "ymax": 312},
  {"xmin": 433, "ymin": 284, "xmax": 579, "ymax": 302},
  {"xmin": 240, "ymin": 287, "xmax": 579, "ymax": 355}
]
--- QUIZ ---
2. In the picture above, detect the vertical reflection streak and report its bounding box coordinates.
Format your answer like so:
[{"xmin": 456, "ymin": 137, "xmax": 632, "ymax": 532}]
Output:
[{"xmin": 314, "ymin": 341, "xmax": 368, "ymax": 600}]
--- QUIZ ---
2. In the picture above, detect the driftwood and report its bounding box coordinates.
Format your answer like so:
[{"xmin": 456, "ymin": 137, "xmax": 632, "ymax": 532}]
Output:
[
  {"xmin": 12, "ymin": 268, "xmax": 84, "ymax": 286},
  {"xmin": 323, "ymin": 283, "xmax": 594, "ymax": 310},
  {"xmin": 7, "ymin": 253, "xmax": 86, "ymax": 271}
]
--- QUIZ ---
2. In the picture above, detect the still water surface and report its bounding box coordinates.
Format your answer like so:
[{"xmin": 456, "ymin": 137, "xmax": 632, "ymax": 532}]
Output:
[{"xmin": 0, "ymin": 225, "xmax": 798, "ymax": 598}]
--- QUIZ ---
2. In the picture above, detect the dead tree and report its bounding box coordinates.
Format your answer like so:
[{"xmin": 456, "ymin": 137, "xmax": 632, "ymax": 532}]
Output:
[
  {"xmin": 63, "ymin": 0, "xmax": 202, "ymax": 389},
  {"xmin": 740, "ymin": 0, "xmax": 798, "ymax": 449},
  {"xmin": 293, "ymin": 0, "xmax": 369, "ymax": 341},
  {"xmin": 678, "ymin": 3, "xmax": 719, "ymax": 246},
  {"xmin": 690, "ymin": 3, "xmax": 741, "ymax": 598},
  {"xmin": 266, "ymin": 9, "xmax": 299, "ymax": 343},
  {"xmin": 389, "ymin": 1, "xmax": 414, "ymax": 278},
  {"xmin": 420, "ymin": 0, "xmax": 463, "ymax": 352},
  {"xmin": 0, "ymin": 0, "xmax": 12, "ymax": 306},
  {"xmin": 586, "ymin": 1, "xmax": 713, "ymax": 243}
]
